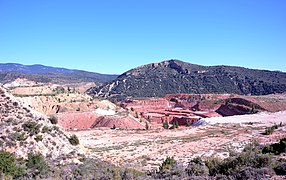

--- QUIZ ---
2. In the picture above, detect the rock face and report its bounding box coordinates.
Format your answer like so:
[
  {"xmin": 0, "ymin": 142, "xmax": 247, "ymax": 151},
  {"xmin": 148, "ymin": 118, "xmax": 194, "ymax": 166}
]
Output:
[
  {"xmin": 119, "ymin": 93, "xmax": 286, "ymax": 127},
  {"xmin": 120, "ymin": 96, "xmax": 223, "ymax": 127},
  {"xmin": 0, "ymin": 86, "xmax": 83, "ymax": 162},
  {"xmin": 215, "ymin": 98, "xmax": 265, "ymax": 116},
  {"xmin": 87, "ymin": 60, "xmax": 286, "ymax": 101}
]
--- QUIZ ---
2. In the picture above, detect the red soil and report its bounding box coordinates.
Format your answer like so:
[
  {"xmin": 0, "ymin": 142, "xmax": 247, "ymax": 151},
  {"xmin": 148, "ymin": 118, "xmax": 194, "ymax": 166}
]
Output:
[
  {"xmin": 57, "ymin": 93, "xmax": 286, "ymax": 130},
  {"xmin": 57, "ymin": 112, "xmax": 100, "ymax": 130},
  {"xmin": 92, "ymin": 115, "xmax": 144, "ymax": 129},
  {"xmin": 119, "ymin": 93, "xmax": 286, "ymax": 128},
  {"xmin": 57, "ymin": 111, "xmax": 144, "ymax": 130},
  {"xmin": 120, "ymin": 96, "xmax": 222, "ymax": 127}
]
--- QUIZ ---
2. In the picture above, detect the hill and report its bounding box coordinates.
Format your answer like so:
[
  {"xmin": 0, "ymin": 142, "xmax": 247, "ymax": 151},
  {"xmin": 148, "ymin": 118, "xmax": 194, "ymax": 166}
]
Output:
[
  {"xmin": 0, "ymin": 63, "xmax": 118, "ymax": 84},
  {"xmin": 0, "ymin": 86, "xmax": 147, "ymax": 179},
  {"xmin": 87, "ymin": 60, "xmax": 286, "ymax": 101},
  {"xmin": 0, "ymin": 86, "xmax": 83, "ymax": 163}
]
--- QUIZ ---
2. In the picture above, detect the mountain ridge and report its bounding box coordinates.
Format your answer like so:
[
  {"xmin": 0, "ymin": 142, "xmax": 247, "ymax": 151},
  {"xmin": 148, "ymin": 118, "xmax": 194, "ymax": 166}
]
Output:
[
  {"xmin": 87, "ymin": 59, "xmax": 286, "ymax": 101},
  {"xmin": 0, "ymin": 63, "xmax": 118, "ymax": 84}
]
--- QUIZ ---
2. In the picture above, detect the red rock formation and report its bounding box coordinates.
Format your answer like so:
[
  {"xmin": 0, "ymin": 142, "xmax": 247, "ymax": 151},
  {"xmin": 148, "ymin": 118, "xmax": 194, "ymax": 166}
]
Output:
[
  {"xmin": 57, "ymin": 111, "xmax": 144, "ymax": 130},
  {"xmin": 57, "ymin": 112, "xmax": 100, "ymax": 130},
  {"xmin": 91, "ymin": 116, "xmax": 144, "ymax": 129}
]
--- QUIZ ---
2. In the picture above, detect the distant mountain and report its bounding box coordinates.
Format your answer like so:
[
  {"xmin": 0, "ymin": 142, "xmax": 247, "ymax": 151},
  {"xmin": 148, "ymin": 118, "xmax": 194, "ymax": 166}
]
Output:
[
  {"xmin": 87, "ymin": 60, "xmax": 286, "ymax": 101},
  {"xmin": 0, "ymin": 63, "xmax": 118, "ymax": 84}
]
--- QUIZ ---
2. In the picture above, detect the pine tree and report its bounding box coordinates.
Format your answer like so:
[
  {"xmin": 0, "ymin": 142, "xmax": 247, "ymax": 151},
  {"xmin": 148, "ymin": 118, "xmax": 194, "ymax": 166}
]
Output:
[
  {"xmin": 163, "ymin": 122, "xmax": 169, "ymax": 129},
  {"xmin": 145, "ymin": 122, "xmax": 149, "ymax": 130},
  {"xmin": 175, "ymin": 120, "xmax": 179, "ymax": 128}
]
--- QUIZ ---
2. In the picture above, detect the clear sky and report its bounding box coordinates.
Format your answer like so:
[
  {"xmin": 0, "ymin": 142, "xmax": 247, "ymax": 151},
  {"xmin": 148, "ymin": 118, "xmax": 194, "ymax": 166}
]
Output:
[{"xmin": 0, "ymin": 0, "xmax": 285, "ymax": 74}]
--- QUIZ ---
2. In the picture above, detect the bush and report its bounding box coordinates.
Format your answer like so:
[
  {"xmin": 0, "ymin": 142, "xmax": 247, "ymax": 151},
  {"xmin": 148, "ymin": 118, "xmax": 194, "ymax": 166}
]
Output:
[
  {"xmin": 186, "ymin": 157, "xmax": 209, "ymax": 176},
  {"xmin": 49, "ymin": 116, "xmax": 58, "ymax": 124},
  {"xmin": 111, "ymin": 124, "xmax": 116, "ymax": 130},
  {"xmin": 186, "ymin": 121, "xmax": 191, "ymax": 127},
  {"xmin": 41, "ymin": 126, "xmax": 50, "ymax": 133},
  {"xmin": 262, "ymin": 138, "xmax": 286, "ymax": 155},
  {"xmin": 22, "ymin": 121, "xmax": 41, "ymax": 136},
  {"xmin": 159, "ymin": 156, "xmax": 177, "ymax": 173},
  {"xmin": 0, "ymin": 151, "xmax": 25, "ymax": 178},
  {"xmin": 34, "ymin": 135, "xmax": 43, "ymax": 142},
  {"xmin": 26, "ymin": 153, "xmax": 49, "ymax": 177},
  {"xmin": 145, "ymin": 122, "xmax": 149, "ymax": 130},
  {"xmin": 68, "ymin": 135, "xmax": 80, "ymax": 145},
  {"xmin": 135, "ymin": 112, "xmax": 139, "ymax": 118},
  {"xmin": 11, "ymin": 132, "xmax": 27, "ymax": 141},
  {"xmin": 264, "ymin": 127, "xmax": 275, "ymax": 135},
  {"xmin": 163, "ymin": 122, "xmax": 169, "ymax": 129},
  {"xmin": 264, "ymin": 124, "xmax": 279, "ymax": 135},
  {"xmin": 233, "ymin": 167, "xmax": 274, "ymax": 179},
  {"xmin": 274, "ymin": 162, "xmax": 286, "ymax": 175},
  {"xmin": 206, "ymin": 157, "xmax": 222, "ymax": 176}
]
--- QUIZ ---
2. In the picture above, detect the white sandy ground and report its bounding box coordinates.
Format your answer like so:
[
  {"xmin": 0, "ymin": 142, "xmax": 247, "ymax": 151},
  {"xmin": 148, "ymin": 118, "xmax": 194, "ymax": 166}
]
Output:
[
  {"xmin": 94, "ymin": 108, "xmax": 116, "ymax": 115},
  {"xmin": 206, "ymin": 111, "xmax": 286, "ymax": 124},
  {"xmin": 75, "ymin": 111, "xmax": 286, "ymax": 171}
]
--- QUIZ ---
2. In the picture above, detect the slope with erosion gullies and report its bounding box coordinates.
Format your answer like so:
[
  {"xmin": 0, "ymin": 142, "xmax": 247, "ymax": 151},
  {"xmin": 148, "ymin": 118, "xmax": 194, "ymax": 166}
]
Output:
[
  {"xmin": 87, "ymin": 59, "xmax": 286, "ymax": 101},
  {"xmin": 0, "ymin": 86, "xmax": 84, "ymax": 163},
  {"xmin": 0, "ymin": 63, "xmax": 118, "ymax": 84}
]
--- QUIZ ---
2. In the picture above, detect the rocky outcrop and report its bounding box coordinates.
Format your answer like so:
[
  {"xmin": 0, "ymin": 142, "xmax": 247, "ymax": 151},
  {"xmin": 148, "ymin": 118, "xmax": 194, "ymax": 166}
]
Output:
[
  {"xmin": 117, "ymin": 93, "xmax": 286, "ymax": 127},
  {"xmin": 215, "ymin": 98, "xmax": 265, "ymax": 116}
]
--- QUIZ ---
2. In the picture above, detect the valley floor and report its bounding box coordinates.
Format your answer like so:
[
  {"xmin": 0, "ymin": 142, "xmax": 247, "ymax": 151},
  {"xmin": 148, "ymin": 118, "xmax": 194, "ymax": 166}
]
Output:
[{"xmin": 74, "ymin": 111, "xmax": 286, "ymax": 171}]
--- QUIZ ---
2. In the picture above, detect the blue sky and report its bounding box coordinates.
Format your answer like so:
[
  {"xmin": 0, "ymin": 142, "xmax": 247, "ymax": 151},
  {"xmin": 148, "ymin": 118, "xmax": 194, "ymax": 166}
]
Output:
[{"xmin": 0, "ymin": 0, "xmax": 285, "ymax": 74}]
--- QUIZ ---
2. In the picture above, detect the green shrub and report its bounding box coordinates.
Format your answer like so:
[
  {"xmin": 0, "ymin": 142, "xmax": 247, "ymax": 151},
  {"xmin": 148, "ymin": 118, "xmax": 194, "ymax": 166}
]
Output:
[
  {"xmin": 26, "ymin": 153, "xmax": 48, "ymax": 177},
  {"xmin": 262, "ymin": 138, "xmax": 286, "ymax": 155},
  {"xmin": 204, "ymin": 144, "xmax": 274, "ymax": 177},
  {"xmin": 163, "ymin": 122, "xmax": 169, "ymax": 129},
  {"xmin": 22, "ymin": 121, "xmax": 41, "ymax": 136},
  {"xmin": 41, "ymin": 126, "xmax": 50, "ymax": 133},
  {"xmin": 68, "ymin": 135, "xmax": 80, "ymax": 145},
  {"xmin": 135, "ymin": 112, "xmax": 139, "ymax": 118},
  {"xmin": 145, "ymin": 122, "xmax": 149, "ymax": 130},
  {"xmin": 186, "ymin": 157, "xmax": 209, "ymax": 176},
  {"xmin": 111, "ymin": 124, "xmax": 116, "ymax": 130},
  {"xmin": 159, "ymin": 156, "xmax": 177, "ymax": 173},
  {"xmin": 264, "ymin": 124, "xmax": 279, "ymax": 135},
  {"xmin": 11, "ymin": 132, "xmax": 27, "ymax": 141},
  {"xmin": 206, "ymin": 157, "xmax": 222, "ymax": 176},
  {"xmin": 0, "ymin": 151, "xmax": 25, "ymax": 178},
  {"xmin": 264, "ymin": 128, "xmax": 273, "ymax": 135},
  {"xmin": 175, "ymin": 120, "xmax": 179, "ymax": 129},
  {"xmin": 186, "ymin": 121, "xmax": 191, "ymax": 127},
  {"xmin": 273, "ymin": 162, "xmax": 286, "ymax": 175},
  {"xmin": 49, "ymin": 116, "xmax": 58, "ymax": 124},
  {"xmin": 34, "ymin": 135, "xmax": 43, "ymax": 142},
  {"xmin": 52, "ymin": 126, "xmax": 60, "ymax": 131},
  {"xmin": 234, "ymin": 167, "xmax": 274, "ymax": 179}
]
